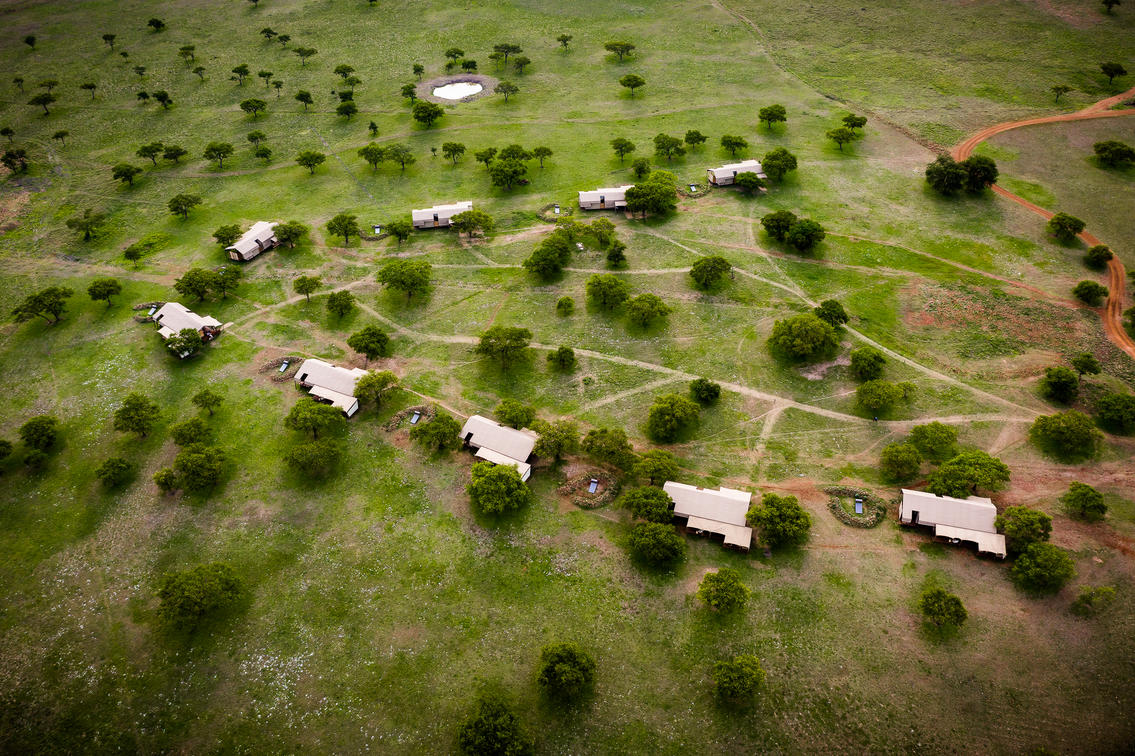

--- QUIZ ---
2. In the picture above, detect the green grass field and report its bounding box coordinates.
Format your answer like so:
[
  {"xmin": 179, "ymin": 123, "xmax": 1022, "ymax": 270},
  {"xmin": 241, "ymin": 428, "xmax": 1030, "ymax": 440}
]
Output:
[{"xmin": 1, "ymin": 0, "xmax": 1134, "ymax": 752}]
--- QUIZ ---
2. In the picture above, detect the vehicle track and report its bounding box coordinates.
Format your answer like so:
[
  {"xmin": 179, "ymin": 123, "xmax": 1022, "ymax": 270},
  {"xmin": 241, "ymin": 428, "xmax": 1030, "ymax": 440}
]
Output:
[{"xmin": 951, "ymin": 86, "xmax": 1135, "ymax": 360}]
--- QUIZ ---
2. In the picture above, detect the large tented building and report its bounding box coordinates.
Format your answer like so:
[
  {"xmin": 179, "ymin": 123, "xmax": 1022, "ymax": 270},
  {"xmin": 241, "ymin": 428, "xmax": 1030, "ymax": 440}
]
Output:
[
  {"xmin": 294, "ymin": 358, "xmax": 368, "ymax": 417},
  {"xmin": 899, "ymin": 489, "xmax": 1007, "ymax": 558},
  {"xmin": 707, "ymin": 159, "xmax": 767, "ymax": 186},
  {"xmin": 459, "ymin": 414, "xmax": 538, "ymax": 481},
  {"xmin": 662, "ymin": 481, "xmax": 754, "ymax": 550},
  {"xmin": 225, "ymin": 221, "xmax": 279, "ymax": 262},
  {"xmin": 411, "ymin": 200, "xmax": 473, "ymax": 229},
  {"xmin": 153, "ymin": 302, "xmax": 223, "ymax": 341},
  {"xmin": 578, "ymin": 185, "xmax": 633, "ymax": 210}
]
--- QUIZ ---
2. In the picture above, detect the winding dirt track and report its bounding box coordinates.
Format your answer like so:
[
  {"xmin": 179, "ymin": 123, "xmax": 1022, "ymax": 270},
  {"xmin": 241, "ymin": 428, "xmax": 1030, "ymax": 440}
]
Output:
[{"xmin": 951, "ymin": 86, "xmax": 1135, "ymax": 359}]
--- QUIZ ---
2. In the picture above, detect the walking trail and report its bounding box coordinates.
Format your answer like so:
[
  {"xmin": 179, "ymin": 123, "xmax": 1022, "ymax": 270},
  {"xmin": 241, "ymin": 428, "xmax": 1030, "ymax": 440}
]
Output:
[{"xmin": 951, "ymin": 86, "xmax": 1135, "ymax": 360}]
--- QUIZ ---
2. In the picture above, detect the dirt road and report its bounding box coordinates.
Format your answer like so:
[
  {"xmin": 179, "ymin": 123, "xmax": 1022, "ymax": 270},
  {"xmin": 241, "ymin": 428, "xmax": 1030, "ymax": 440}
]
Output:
[{"xmin": 952, "ymin": 86, "xmax": 1135, "ymax": 359}]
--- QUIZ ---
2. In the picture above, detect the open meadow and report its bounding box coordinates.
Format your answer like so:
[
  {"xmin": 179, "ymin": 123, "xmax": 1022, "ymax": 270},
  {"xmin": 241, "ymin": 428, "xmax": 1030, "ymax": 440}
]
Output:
[{"xmin": 1, "ymin": 0, "xmax": 1134, "ymax": 753}]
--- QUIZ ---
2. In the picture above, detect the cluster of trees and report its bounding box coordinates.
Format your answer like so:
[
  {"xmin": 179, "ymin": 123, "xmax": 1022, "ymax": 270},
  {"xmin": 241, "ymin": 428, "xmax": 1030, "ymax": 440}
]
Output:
[
  {"xmin": 581, "ymin": 273, "xmax": 672, "ymax": 332},
  {"xmin": 2, "ymin": 415, "xmax": 62, "ymax": 472},
  {"xmin": 174, "ymin": 265, "xmax": 241, "ymax": 301},
  {"xmin": 1029, "ymin": 410, "xmax": 1103, "ymax": 462},
  {"xmin": 1093, "ymin": 140, "xmax": 1135, "ymax": 168},
  {"xmin": 881, "ymin": 426, "xmax": 1016, "ymax": 501},
  {"xmin": 925, "ymin": 154, "xmax": 999, "ymax": 195},
  {"xmin": 624, "ymin": 169, "xmax": 678, "ymax": 217},
  {"xmin": 760, "ymin": 210, "xmax": 825, "ymax": 252},
  {"xmin": 825, "ymin": 113, "xmax": 868, "ymax": 152},
  {"xmin": 879, "ymin": 421, "xmax": 958, "ymax": 482}
]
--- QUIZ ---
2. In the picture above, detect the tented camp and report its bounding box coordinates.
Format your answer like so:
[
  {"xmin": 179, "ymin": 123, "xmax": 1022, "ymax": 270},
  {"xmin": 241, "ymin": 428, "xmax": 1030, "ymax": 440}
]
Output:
[
  {"xmin": 662, "ymin": 481, "xmax": 754, "ymax": 550},
  {"xmin": 225, "ymin": 221, "xmax": 279, "ymax": 262},
  {"xmin": 899, "ymin": 489, "xmax": 1007, "ymax": 559},
  {"xmin": 411, "ymin": 200, "xmax": 473, "ymax": 229},
  {"xmin": 459, "ymin": 414, "xmax": 538, "ymax": 481},
  {"xmin": 578, "ymin": 185, "xmax": 633, "ymax": 210},
  {"xmin": 294, "ymin": 358, "xmax": 368, "ymax": 417},
  {"xmin": 153, "ymin": 302, "xmax": 223, "ymax": 340},
  {"xmin": 707, "ymin": 159, "xmax": 767, "ymax": 186}
]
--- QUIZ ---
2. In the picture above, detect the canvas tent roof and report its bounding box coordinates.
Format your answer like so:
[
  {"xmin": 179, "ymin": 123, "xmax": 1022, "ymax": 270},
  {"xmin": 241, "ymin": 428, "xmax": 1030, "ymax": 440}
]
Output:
[
  {"xmin": 411, "ymin": 201, "xmax": 473, "ymax": 223},
  {"xmin": 899, "ymin": 489, "xmax": 997, "ymax": 532},
  {"xmin": 308, "ymin": 384, "xmax": 359, "ymax": 413},
  {"xmin": 933, "ymin": 524, "xmax": 1007, "ymax": 558},
  {"xmin": 460, "ymin": 415, "xmax": 537, "ymax": 463},
  {"xmin": 708, "ymin": 159, "xmax": 767, "ymax": 181},
  {"xmin": 225, "ymin": 221, "xmax": 278, "ymax": 256},
  {"xmin": 154, "ymin": 302, "xmax": 222, "ymax": 339},
  {"xmin": 578, "ymin": 185, "xmax": 633, "ymax": 203},
  {"xmin": 663, "ymin": 481, "xmax": 753, "ymax": 549},
  {"xmin": 474, "ymin": 446, "xmax": 533, "ymax": 481},
  {"xmin": 295, "ymin": 359, "xmax": 367, "ymax": 396}
]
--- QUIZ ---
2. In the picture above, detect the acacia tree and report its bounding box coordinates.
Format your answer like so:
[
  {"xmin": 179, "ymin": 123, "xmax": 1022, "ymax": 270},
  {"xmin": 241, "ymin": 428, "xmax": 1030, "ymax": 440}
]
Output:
[
  {"xmin": 87, "ymin": 278, "xmax": 122, "ymax": 306},
  {"xmin": 475, "ymin": 325, "xmax": 532, "ymax": 367},
  {"xmin": 346, "ymin": 326, "xmax": 389, "ymax": 366},
  {"xmin": 66, "ymin": 209, "xmax": 106, "ymax": 241},
  {"xmin": 758, "ymin": 104, "xmax": 787, "ymax": 129},
  {"xmin": 494, "ymin": 80, "xmax": 519, "ymax": 102},
  {"xmin": 293, "ymin": 275, "xmax": 321, "ymax": 302},
  {"xmin": 12, "ymin": 286, "xmax": 74, "ymax": 325},
  {"xmin": 619, "ymin": 74, "xmax": 645, "ymax": 96},
  {"xmin": 604, "ymin": 41, "xmax": 636, "ymax": 60},
  {"xmin": 203, "ymin": 142, "xmax": 234, "ymax": 169},
  {"xmin": 297, "ymin": 150, "xmax": 326, "ymax": 174},
  {"xmin": 324, "ymin": 212, "xmax": 359, "ymax": 245},
  {"xmin": 377, "ymin": 260, "xmax": 431, "ymax": 301},
  {"xmin": 167, "ymin": 193, "xmax": 202, "ymax": 219}
]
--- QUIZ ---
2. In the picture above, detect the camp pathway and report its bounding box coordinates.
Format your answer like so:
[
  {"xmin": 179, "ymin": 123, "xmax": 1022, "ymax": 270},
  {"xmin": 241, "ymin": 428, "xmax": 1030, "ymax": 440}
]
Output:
[{"xmin": 951, "ymin": 85, "xmax": 1135, "ymax": 360}]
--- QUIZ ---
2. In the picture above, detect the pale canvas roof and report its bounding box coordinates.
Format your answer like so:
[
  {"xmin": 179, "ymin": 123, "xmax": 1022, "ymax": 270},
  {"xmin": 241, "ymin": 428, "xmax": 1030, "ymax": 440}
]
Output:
[
  {"xmin": 663, "ymin": 481, "xmax": 753, "ymax": 548},
  {"xmin": 899, "ymin": 489, "xmax": 997, "ymax": 532},
  {"xmin": 411, "ymin": 200, "xmax": 473, "ymax": 223},
  {"xmin": 225, "ymin": 221, "xmax": 278, "ymax": 256},
  {"xmin": 474, "ymin": 446, "xmax": 533, "ymax": 480},
  {"xmin": 578, "ymin": 185, "xmax": 633, "ymax": 203},
  {"xmin": 294, "ymin": 359, "xmax": 367, "ymax": 397},
  {"xmin": 933, "ymin": 524, "xmax": 1007, "ymax": 558},
  {"xmin": 460, "ymin": 415, "xmax": 537, "ymax": 464},
  {"xmin": 308, "ymin": 384, "xmax": 359, "ymax": 413},
  {"xmin": 154, "ymin": 302, "xmax": 222, "ymax": 339},
  {"xmin": 708, "ymin": 159, "xmax": 767, "ymax": 180}
]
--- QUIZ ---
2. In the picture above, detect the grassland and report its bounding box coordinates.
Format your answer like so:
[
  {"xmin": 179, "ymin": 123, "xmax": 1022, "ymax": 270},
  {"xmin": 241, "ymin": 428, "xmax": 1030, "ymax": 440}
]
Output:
[{"xmin": 1, "ymin": 0, "xmax": 1134, "ymax": 753}]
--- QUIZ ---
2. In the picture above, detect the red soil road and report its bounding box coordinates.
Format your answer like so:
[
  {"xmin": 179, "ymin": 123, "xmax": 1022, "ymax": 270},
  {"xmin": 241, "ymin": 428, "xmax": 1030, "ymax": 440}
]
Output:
[{"xmin": 951, "ymin": 86, "xmax": 1135, "ymax": 360}]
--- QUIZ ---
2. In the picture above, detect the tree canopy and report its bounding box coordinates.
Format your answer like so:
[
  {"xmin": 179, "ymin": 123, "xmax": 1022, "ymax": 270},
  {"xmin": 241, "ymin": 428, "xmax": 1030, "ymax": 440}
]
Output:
[
  {"xmin": 746, "ymin": 492, "xmax": 811, "ymax": 548},
  {"xmin": 377, "ymin": 259, "xmax": 431, "ymax": 300},
  {"xmin": 767, "ymin": 313, "xmax": 838, "ymax": 362},
  {"xmin": 467, "ymin": 461, "xmax": 532, "ymax": 515}
]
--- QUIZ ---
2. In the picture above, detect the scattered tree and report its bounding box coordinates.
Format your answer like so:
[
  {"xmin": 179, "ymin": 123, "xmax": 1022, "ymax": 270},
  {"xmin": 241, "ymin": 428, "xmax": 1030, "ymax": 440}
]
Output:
[
  {"xmin": 346, "ymin": 326, "xmax": 389, "ymax": 366},
  {"xmin": 170, "ymin": 417, "xmax": 210, "ymax": 447},
  {"xmin": 163, "ymin": 144, "xmax": 187, "ymax": 163},
  {"xmin": 66, "ymin": 209, "xmax": 106, "ymax": 241},
  {"xmin": 192, "ymin": 388, "xmax": 224, "ymax": 416},
  {"xmin": 1039, "ymin": 365, "xmax": 1080, "ymax": 404},
  {"xmin": 284, "ymin": 398, "xmax": 344, "ymax": 440},
  {"xmin": 18, "ymin": 416, "xmax": 59, "ymax": 451},
  {"xmin": 611, "ymin": 137, "xmax": 636, "ymax": 162},
  {"xmin": 450, "ymin": 209, "xmax": 494, "ymax": 238},
  {"xmin": 908, "ymin": 422, "xmax": 958, "ymax": 462},
  {"xmin": 785, "ymin": 218, "xmax": 825, "ymax": 252},
  {"xmin": 767, "ymin": 313, "xmax": 838, "ymax": 362},
  {"xmin": 95, "ymin": 457, "xmax": 134, "ymax": 488},
  {"xmin": 86, "ymin": 278, "xmax": 121, "ymax": 305},
  {"xmin": 377, "ymin": 259, "xmax": 431, "ymax": 301},
  {"xmin": 475, "ymin": 325, "xmax": 532, "ymax": 367},
  {"xmin": 411, "ymin": 101, "xmax": 444, "ymax": 128},
  {"xmin": 1010, "ymin": 542, "xmax": 1075, "ymax": 594},
  {"xmin": 1072, "ymin": 280, "xmax": 1108, "ymax": 305},
  {"xmin": 12, "ymin": 286, "xmax": 74, "ymax": 325},
  {"xmin": 586, "ymin": 273, "xmax": 632, "ymax": 309},
  {"xmin": 849, "ymin": 345, "xmax": 886, "ymax": 381},
  {"xmin": 113, "ymin": 393, "xmax": 160, "ymax": 437},
  {"xmin": 826, "ymin": 126, "xmax": 855, "ymax": 151},
  {"xmin": 919, "ymin": 587, "xmax": 967, "ymax": 632},
  {"xmin": 537, "ymin": 643, "xmax": 596, "ymax": 702},
  {"xmin": 556, "ymin": 34, "xmax": 573, "ymax": 49},
  {"xmin": 711, "ymin": 655, "xmax": 765, "ymax": 704},
  {"xmin": 622, "ymin": 486, "xmax": 676, "ymax": 523},
  {"xmin": 760, "ymin": 210, "xmax": 798, "ymax": 241},
  {"xmin": 1093, "ymin": 140, "xmax": 1135, "ymax": 168},
  {"xmin": 1084, "ymin": 244, "xmax": 1114, "ymax": 270},
  {"xmin": 842, "ymin": 113, "xmax": 868, "ymax": 131},
  {"xmin": 813, "ymin": 299, "xmax": 849, "ymax": 328},
  {"xmin": 410, "ymin": 412, "xmax": 461, "ymax": 452},
  {"xmin": 531, "ymin": 418, "xmax": 579, "ymax": 462},
  {"xmin": 297, "ymin": 150, "xmax": 326, "ymax": 174},
  {"xmin": 926, "ymin": 450, "xmax": 1010, "ymax": 497},
  {"xmin": 1029, "ymin": 410, "xmax": 1103, "ymax": 462},
  {"xmin": 1100, "ymin": 61, "xmax": 1127, "ymax": 86},
  {"xmin": 336, "ymin": 101, "xmax": 358, "ymax": 119},
  {"xmin": 326, "ymin": 290, "xmax": 356, "ymax": 319},
  {"xmin": 880, "ymin": 442, "xmax": 922, "ymax": 482},
  {"xmin": 758, "ymin": 104, "xmax": 787, "ymax": 129},
  {"xmin": 581, "ymin": 426, "xmax": 636, "ymax": 469},
  {"xmin": 147, "ymin": 18, "xmax": 166, "ymax": 32},
  {"xmin": 1095, "ymin": 391, "xmax": 1135, "ymax": 434},
  {"xmin": 734, "ymin": 171, "xmax": 765, "ymax": 195},
  {"xmin": 547, "ymin": 345, "xmax": 577, "ymax": 372},
  {"xmin": 156, "ymin": 562, "xmax": 241, "ymax": 630},
  {"xmin": 456, "ymin": 692, "xmax": 534, "ymax": 756},
  {"xmin": 1048, "ymin": 212, "xmax": 1086, "ymax": 242},
  {"xmin": 995, "ymin": 506, "xmax": 1052, "ymax": 555},
  {"xmin": 628, "ymin": 522, "xmax": 686, "ymax": 566},
  {"xmin": 684, "ymin": 130, "xmax": 707, "ymax": 150},
  {"xmin": 203, "ymin": 142, "xmax": 234, "ymax": 169},
  {"xmin": 697, "ymin": 568, "xmax": 748, "ymax": 613},
  {"xmin": 167, "ymin": 193, "xmax": 202, "ymax": 219},
  {"xmin": 495, "ymin": 399, "xmax": 536, "ymax": 429},
  {"xmin": 626, "ymin": 293, "xmax": 671, "ymax": 328},
  {"xmin": 556, "ymin": 296, "xmax": 575, "ymax": 316},
  {"xmin": 1051, "ymin": 84, "xmax": 1073, "ymax": 102},
  {"xmin": 295, "ymin": 90, "xmax": 313, "ymax": 110},
  {"xmin": 28, "ymin": 92, "xmax": 57, "ymax": 115},
  {"xmin": 746, "ymin": 492, "xmax": 811, "ymax": 548},
  {"xmin": 604, "ymin": 41, "xmax": 636, "ymax": 60},
  {"xmin": 618, "ymin": 74, "xmax": 645, "ymax": 96},
  {"xmin": 689, "ymin": 378, "xmax": 722, "ymax": 406},
  {"xmin": 385, "ymin": 143, "xmax": 415, "ymax": 171},
  {"xmin": 467, "ymin": 460, "xmax": 532, "ymax": 515},
  {"xmin": 761, "ymin": 147, "xmax": 798, "ymax": 182},
  {"xmin": 354, "ymin": 370, "xmax": 398, "ymax": 409}
]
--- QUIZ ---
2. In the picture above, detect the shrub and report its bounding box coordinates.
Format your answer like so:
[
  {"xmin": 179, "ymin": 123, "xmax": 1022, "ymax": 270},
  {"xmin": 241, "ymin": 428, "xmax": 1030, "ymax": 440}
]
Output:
[
  {"xmin": 1072, "ymin": 280, "xmax": 1108, "ymax": 306},
  {"xmin": 849, "ymin": 346, "xmax": 885, "ymax": 381},
  {"xmin": 410, "ymin": 412, "xmax": 462, "ymax": 452},
  {"xmin": 23, "ymin": 449, "xmax": 48, "ymax": 471},
  {"xmin": 1039, "ymin": 366, "xmax": 1079, "ymax": 404},
  {"xmin": 555, "ymin": 296, "xmax": 575, "ymax": 316},
  {"xmin": 173, "ymin": 444, "xmax": 225, "ymax": 492},
  {"xmin": 1070, "ymin": 586, "xmax": 1116, "ymax": 617},
  {"xmin": 547, "ymin": 345, "xmax": 577, "ymax": 372},
  {"xmin": 457, "ymin": 692, "xmax": 534, "ymax": 756},
  {"xmin": 768, "ymin": 313, "xmax": 838, "ymax": 362},
  {"xmin": 688, "ymin": 256, "xmax": 732, "ymax": 290},
  {"xmin": 621, "ymin": 486, "xmax": 674, "ymax": 523},
  {"xmin": 18, "ymin": 415, "xmax": 58, "ymax": 450},
  {"xmin": 1084, "ymin": 245, "xmax": 1113, "ymax": 270},
  {"xmin": 467, "ymin": 461, "xmax": 532, "ymax": 515},
  {"xmin": 1047, "ymin": 212, "xmax": 1085, "ymax": 242},
  {"xmin": 711, "ymin": 655, "xmax": 765, "ymax": 703},
  {"xmin": 746, "ymin": 492, "xmax": 811, "ymax": 548},
  {"xmin": 1060, "ymin": 482, "xmax": 1106, "ymax": 521},
  {"xmin": 1010, "ymin": 543, "xmax": 1075, "ymax": 594},
  {"xmin": 995, "ymin": 506, "xmax": 1052, "ymax": 555},
  {"xmin": 627, "ymin": 522, "xmax": 686, "ymax": 566},
  {"xmin": 1029, "ymin": 411, "xmax": 1103, "ymax": 462},
  {"xmin": 153, "ymin": 468, "xmax": 178, "ymax": 494},
  {"xmin": 646, "ymin": 393, "xmax": 700, "ymax": 442},
  {"xmin": 697, "ymin": 568, "xmax": 748, "ymax": 612},
  {"xmin": 689, "ymin": 378, "xmax": 721, "ymax": 405},
  {"xmin": 880, "ymin": 442, "xmax": 922, "ymax": 482},
  {"xmin": 95, "ymin": 457, "xmax": 134, "ymax": 488},
  {"xmin": 919, "ymin": 587, "xmax": 967, "ymax": 630},
  {"xmin": 170, "ymin": 417, "xmax": 210, "ymax": 446},
  {"xmin": 494, "ymin": 399, "xmax": 535, "ymax": 429},
  {"xmin": 1095, "ymin": 392, "xmax": 1135, "ymax": 434},
  {"xmin": 536, "ymin": 643, "xmax": 596, "ymax": 702},
  {"xmin": 156, "ymin": 562, "xmax": 241, "ymax": 630}
]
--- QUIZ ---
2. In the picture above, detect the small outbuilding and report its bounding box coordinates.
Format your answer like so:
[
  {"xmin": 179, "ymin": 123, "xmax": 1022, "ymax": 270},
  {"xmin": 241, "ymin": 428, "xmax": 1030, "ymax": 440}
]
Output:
[
  {"xmin": 225, "ymin": 221, "xmax": 279, "ymax": 262},
  {"xmin": 707, "ymin": 159, "xmax": 767, "ymax": 186},
  {"xmin": 459, "ymin": 414, "xmax": 538, "ymax": 481},
  {"xmin": 411, "ymin": 200, "xmax": 473, "ymax": 229},
  {"xmin": 663, "ymin": 481, "xmax": 754, "ymax": 550},
  {"xmin": 153, "ymin": 302, "xmax": 223, "ymax": 341},
  {"xmin": 899, "ymin": 489, "xmax": 1007, "ymax": 559},
  {"xmin": 294, "ymin": 358, "xmax": 368, "ymax": 417},
  {"xmin": 578, "ymin": 185, "xmax": 633, "ymax": 210}
]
